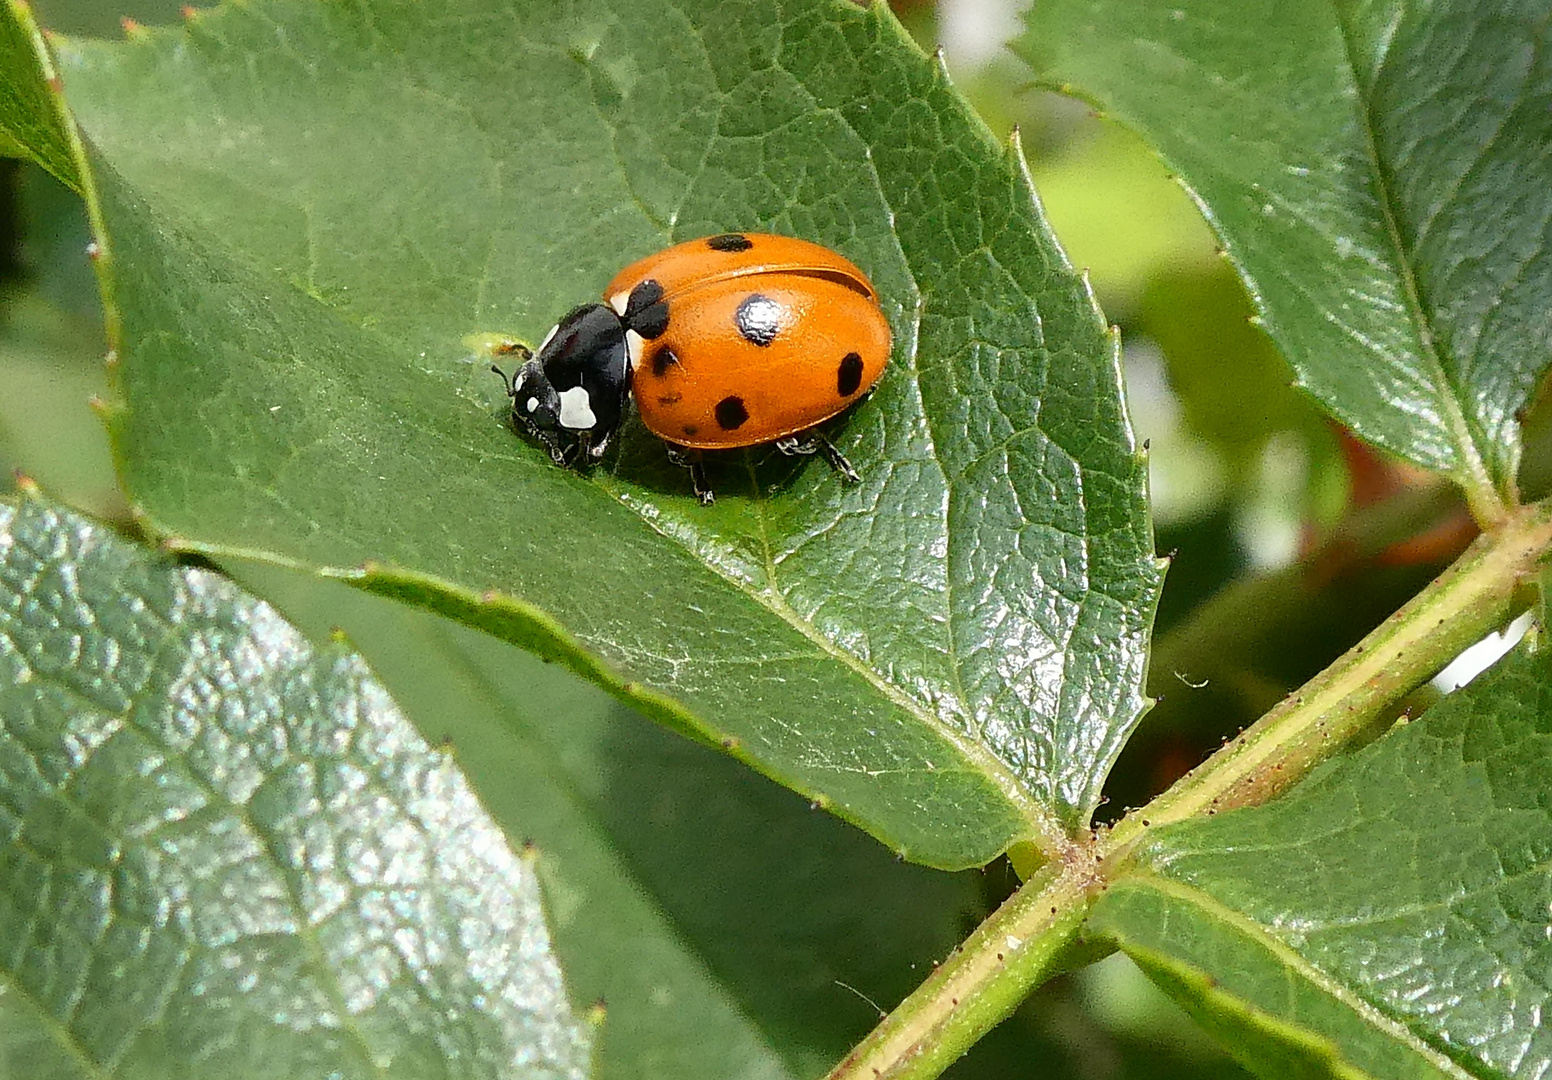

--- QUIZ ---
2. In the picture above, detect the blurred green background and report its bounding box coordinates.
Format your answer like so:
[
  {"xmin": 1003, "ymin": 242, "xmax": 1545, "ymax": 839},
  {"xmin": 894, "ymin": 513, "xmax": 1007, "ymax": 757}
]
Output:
[{"xmin": 5, "ymin": 0, "xmax": 1529, "ymax": 1076}]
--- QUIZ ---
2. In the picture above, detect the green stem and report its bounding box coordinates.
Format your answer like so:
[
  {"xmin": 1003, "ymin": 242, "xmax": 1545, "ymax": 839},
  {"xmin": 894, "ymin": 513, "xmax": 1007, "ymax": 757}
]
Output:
[
  {"xmin": 1104, "ymin": 497, "xmax": 1552, "ymax": 862},
  {"xmin": 824, "ymin": 852, "xmax": 1098, "ymax": 1080}
]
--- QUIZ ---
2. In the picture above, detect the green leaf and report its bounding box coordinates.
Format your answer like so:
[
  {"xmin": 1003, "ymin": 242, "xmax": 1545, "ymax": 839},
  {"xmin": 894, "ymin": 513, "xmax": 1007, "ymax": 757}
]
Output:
[
  {"xmin": 236, "ymin": 562, "xmax": 1022, "ymax": 1080},
  {"xmin": 0, "ymin": 492, "xmax": 590, "ymax": 1079},
  {"xmin": 16, "ymin": 0, "xmax": 1160, "ymax": 865},
  {"xmin": 1088, "ymin": 637, "xmax": 1552, "ymax": 1080},
  {"xmin": 0, "ymin": 0, "xmax": 76, "ymax": 189},
  {"xmin": 1020, "ymin": 0, "xmax": 1552, "ymax": 519}
]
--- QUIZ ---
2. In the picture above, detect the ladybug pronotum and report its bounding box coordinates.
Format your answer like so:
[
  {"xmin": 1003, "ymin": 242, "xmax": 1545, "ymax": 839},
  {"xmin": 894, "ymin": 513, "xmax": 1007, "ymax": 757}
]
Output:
[{"xmin": 496, "ymin": 233, "xmax": 891, "ymax": 503}]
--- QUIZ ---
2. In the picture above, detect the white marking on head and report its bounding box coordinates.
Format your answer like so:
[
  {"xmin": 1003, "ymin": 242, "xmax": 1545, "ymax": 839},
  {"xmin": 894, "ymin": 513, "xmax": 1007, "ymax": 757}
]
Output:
[
  {"xmin": 557, "ymin": 385, "xmax": 598, "ymax": 430},
  {"xmin": 625, "ymin": 329, "xmax": 645, "ymax": 371},
  {"xmin": 538, "ymin": 323, "xmax": 559, "ymax": 353},
  {"xmin": 609, "ymin": 291, "xmax": 631, "ymax": 317},
  {"xmin": 526, "ymin": 397, "xmax": 539, "ymax": 414}
]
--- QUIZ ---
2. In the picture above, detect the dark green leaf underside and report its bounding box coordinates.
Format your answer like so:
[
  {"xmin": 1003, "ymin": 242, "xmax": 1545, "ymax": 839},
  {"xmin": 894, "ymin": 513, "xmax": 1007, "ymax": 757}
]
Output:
[
  {"xmin": 0, "ymin": 492, "xmax": 588, "ymax": 1080},
  {"xmin": 1022, "ymin": 0, "xmax": 1552, "ymax": 512},
  {"xmin": 1091, "ymin": 639, "xmax": 1552, "ymax": 1080},
  {"xmin": 28, "ymin": 0, "xmax": 1158, "ymax": 864},
  {"xmin": 247, "ymin": 567, "xmax": 1017, "ymax": 1080}
]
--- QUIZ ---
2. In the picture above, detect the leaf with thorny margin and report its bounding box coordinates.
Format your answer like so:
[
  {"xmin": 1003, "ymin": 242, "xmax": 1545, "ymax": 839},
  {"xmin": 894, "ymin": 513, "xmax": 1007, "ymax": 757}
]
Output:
[
  {"xmin": 1088, "ymin": 637, "xmax": 1552, "ymax": 1080},
  {"xmin": 1020, "ymin": 0, "xmax": 1552, "ymax": 522},
  {"xmin": 2, "ymin": 0, "xmax": 1161, "ymax": 867},
  {"xmin": 0, "ymin": 490, "xmax": 590, "ymax": 1080}
]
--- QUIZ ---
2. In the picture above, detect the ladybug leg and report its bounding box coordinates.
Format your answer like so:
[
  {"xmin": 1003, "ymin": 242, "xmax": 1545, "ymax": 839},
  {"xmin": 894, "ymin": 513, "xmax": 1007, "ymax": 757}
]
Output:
[
  {"xmin": 586, "ymin": 430, "xmax": 612, "ymax": 462},
  {"xmin": 775, "ymin": 432, "xmax": 861, "ymax": 484},
  {"xmin": 508, "ymin": 405, "xmax": 570, "ymax": 467},
  {"xmin": 541, "ymin": 431, "xmax": 573, "ymax": 467},
  {"xmin": 666, "ymin": 446, "xmax": 715, "ymax": 505}
]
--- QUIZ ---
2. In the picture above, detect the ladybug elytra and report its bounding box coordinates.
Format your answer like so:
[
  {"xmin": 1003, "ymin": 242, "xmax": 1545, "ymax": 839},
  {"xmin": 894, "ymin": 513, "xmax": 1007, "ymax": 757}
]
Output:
[{"xmin": 496, "ymin": 233, "xmax": 891, "ymax": 503}]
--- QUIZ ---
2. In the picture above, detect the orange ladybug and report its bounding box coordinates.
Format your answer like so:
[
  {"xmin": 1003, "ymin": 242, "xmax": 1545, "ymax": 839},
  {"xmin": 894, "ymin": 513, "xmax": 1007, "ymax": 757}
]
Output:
[{"xmin": 497, "ymin": 233, "xmax": 891, "ymax": 503}]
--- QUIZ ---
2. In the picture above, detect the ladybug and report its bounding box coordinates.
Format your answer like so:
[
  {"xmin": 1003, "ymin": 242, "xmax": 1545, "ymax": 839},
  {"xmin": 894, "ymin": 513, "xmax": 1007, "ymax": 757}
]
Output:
[{"xmin": 496, "ymin": 233, "xmax": 891, "ymax": 503}]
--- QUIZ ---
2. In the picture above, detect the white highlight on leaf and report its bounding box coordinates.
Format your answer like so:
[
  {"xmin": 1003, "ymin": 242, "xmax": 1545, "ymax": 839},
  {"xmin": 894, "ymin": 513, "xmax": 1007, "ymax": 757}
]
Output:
[{"xmin": 557, "ymin": 386, "xmax": 597, "ymax": 430}]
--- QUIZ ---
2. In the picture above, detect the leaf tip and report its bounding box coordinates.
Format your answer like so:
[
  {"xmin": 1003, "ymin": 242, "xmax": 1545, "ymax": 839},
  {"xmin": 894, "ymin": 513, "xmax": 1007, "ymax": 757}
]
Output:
[
  {"xmin": 1006, "ymin": 124, "xmax": 1027, "ymax": 164},
  {"xmin": 585, "ymin": 1000, "xmax": 608, "ymax": 1027},
  {"xmin": 12, "ymin": 470, "xmax": 39, "ymax": 496}
]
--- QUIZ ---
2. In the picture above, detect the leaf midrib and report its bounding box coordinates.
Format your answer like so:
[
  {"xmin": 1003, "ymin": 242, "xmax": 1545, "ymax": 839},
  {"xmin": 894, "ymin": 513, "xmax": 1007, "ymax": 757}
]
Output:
[
  {"xmin": 1330, "ymin": 1, "xmax": 1505, "ymax": 520},
  {"xmin": 604, "ymin": 463, "xmax": 1062, "ymax": 857},
  {"xmin": 1117, "ymin": 872, "xmax": 1477, "ymax": 1080}
]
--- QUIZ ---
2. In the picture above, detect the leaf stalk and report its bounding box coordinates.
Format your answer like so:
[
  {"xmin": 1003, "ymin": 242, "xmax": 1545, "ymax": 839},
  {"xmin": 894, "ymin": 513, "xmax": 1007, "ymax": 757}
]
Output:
[{"xmin": 823, "ymin": 847, "xmax": 1099, "ymax": 1080}]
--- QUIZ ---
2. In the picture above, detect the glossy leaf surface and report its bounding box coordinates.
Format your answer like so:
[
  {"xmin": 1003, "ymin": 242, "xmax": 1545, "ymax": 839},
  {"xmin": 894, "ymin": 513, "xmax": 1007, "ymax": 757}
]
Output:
[
  {"xmin": 6, "ymin": 0, "xmax": 1159, "ymax": 864},
  {"xmin": 239, "ymin": 565, "xmax": 1044, "ymax": 1080},
  {"xmin": 1022, "ymin": 0, "xmax": 1552, "ymax": 516},
  {"xmin": 0, "ymin": 492, "xmax": 588, "ymax": 1079},
  {"xmin": 1090, "ymin": 639, "xmax": 1552, "ymax": 1080}
]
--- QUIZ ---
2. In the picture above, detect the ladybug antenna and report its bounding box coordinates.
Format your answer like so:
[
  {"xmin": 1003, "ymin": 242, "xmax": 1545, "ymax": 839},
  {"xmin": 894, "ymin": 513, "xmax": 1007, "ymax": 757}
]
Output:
[{"xmin": 491, "ymin": 363, "xmax": 514, "ymax": 398}]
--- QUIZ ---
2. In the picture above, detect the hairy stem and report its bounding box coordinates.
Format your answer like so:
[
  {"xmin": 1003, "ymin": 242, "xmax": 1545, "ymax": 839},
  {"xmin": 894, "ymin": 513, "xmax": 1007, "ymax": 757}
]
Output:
[
  {"xmin": 1104, "ymin": 496, "xmax": 1552, "ymax": 862},
  {"xmin": 834, "ymin": 498, "xmax": 1552, "ymax": 1080},
  {"xmin": 825, "ymin": 850, "xmax": 1099, "ymax": 1080}
]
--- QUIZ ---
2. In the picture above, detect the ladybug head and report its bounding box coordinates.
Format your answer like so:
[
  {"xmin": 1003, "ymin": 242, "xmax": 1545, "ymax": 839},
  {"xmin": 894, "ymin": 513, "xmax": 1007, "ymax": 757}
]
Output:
[
  {"xmin": 501, "ymin": 303, "xmax": 631, "ymax": 464},
  {"xmin": 506, "ymin": 355, "xmax": 563, "ymax": 433}
]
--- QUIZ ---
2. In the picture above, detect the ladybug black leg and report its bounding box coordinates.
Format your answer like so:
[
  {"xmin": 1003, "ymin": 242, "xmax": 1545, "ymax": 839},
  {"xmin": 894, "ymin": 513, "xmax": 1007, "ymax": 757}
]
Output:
[
  {"xmin": 666, "ymin": 446, "xmax": 715, "ymax": 505},
  {"xmin": 776, "ymin": 432, "xmax": 861, "ymax": 484},
  {"xmin": 587, "ymin": 431, "xmax": 611, "ymax": 462}
]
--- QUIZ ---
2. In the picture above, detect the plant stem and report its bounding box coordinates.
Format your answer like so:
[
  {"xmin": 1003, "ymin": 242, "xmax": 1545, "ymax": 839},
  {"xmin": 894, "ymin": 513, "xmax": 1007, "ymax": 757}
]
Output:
[
  {"xmin": 824, "ymin": 851, "xmax": 1098, "ymax": 1080},
  {"xmin": 830, "ymin": 498, "xmax": 1552, "ymax": 1080},
  {"xmin": 1104, "ymin": 496, "xmax": 1552, "ymax": 862}
]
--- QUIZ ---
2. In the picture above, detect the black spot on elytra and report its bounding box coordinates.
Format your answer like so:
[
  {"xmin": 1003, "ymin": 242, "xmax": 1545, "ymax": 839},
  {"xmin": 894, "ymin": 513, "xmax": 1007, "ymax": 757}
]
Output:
[
  {"xmin": 735, "ymin": 294, "xmax": 782, "ymax": 346},
  {"xmin": 682, "ymin": 424, "xmax": 699, "ymax": 436},
  {"xmin": 650, "ymin": 345, "xmax": 680, "ymax": 378},
  {"xmin": 837, "ymin": 352, "xmax": 864, "ymax": 397},
  {"xmin": 657, "ymin": 393, "xmax": 682, "ymax": 406},
  {"xmin": 625, "ymin": 279, "xmax": 670, "ymax": 339},
  {"xmin": 715, "ymin": 396, "xmax": 749, "ymax": 431},
  {"xmin": 707, "ymin": 233, "xmax": 753, "ymax": 252}
]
